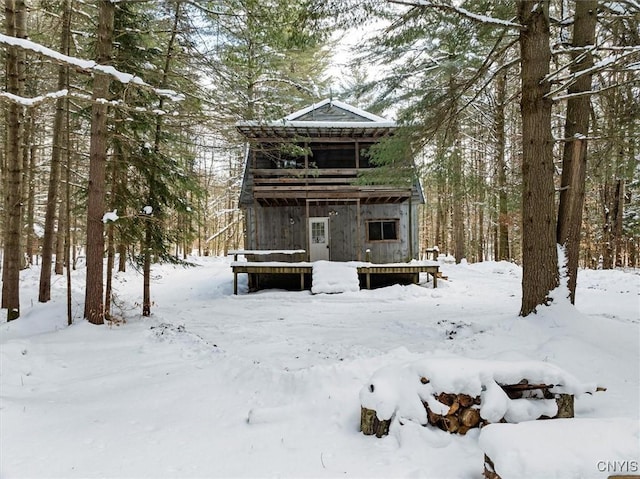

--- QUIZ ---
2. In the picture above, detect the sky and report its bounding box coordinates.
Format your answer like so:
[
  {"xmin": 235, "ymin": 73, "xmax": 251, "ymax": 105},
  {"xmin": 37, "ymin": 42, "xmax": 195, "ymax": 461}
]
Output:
[{"xmin": 1, "ymin": 255, "xmax": 638, "ymax": 478}]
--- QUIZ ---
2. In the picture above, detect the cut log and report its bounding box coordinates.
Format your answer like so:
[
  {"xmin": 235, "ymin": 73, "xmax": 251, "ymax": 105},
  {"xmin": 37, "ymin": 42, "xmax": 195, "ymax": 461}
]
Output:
[
  {"xmin": 483, "ymin": 454, "xmax": 501, "ymax": 479},
  {"xmin": 439, "ymin": 415, "xmax": 459, "ymax": 433},
  {"xmin": 437, "ymin": 392, "xmax": 460, "ymax": 415},
  {"xmin": 426, "ymin": 404, "xmax": 441, "ymax": 426},
  {"xmin": 555, "ymin": 393, "xmax": 574, "ymax": 418},
  {"xmin": 360, "ymin": 407, "xmax": 390, "ymax": 438},
  {"xmin": 500, "ymin": 380, "xmax": 556, "ymax": 399},
  {"xmin": 458, "ymin": 393, "xmax": 475, "ymax": 408},
  {"xmin": 460, "ymin": 407, "xmax": 481, "ymax": 428}
]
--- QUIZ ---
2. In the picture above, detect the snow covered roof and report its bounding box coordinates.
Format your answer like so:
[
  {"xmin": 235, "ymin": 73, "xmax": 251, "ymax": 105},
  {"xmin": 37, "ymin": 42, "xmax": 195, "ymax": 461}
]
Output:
[{"xmin": 237, "ymin": 99, "xmax": 395, "ymax": 139}]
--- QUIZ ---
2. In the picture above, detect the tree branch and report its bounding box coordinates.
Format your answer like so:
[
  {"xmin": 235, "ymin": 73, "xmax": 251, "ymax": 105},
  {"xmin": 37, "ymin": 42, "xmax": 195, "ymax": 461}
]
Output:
[
  {"xmin": 0, "ymin": 33, "xmax": 184, "ymax": 100},
  {"xmin": 387, "ymin": 0, "xmax": 523, "ymax": 29}
]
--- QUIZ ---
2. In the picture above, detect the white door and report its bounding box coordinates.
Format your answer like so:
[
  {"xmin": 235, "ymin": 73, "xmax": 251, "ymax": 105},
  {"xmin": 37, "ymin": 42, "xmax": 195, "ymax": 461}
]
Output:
[{"xmin": 309, "ymin": 217, "xmax": 330, "ymax": 261}]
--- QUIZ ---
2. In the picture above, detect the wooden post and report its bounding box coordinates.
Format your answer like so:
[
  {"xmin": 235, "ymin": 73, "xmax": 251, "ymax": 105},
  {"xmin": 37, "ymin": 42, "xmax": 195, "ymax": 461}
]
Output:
[
  {"xmin": 300, "ymin": 272, "xmax": 304, "ymax": 291},
  {"xmin": 408, "ymin": 196, "xmax": 413, "ymax": 259},
  {"xmin": 233, "ymin": 269, "xmax": 238, "ymax": 295},
  {"xmin": 357, "ymin": 199, "xmax": 361, "ymax": 261},
  {"xmin": 305, "ymin": 200, "xmax": 310, "ymax": 261}
]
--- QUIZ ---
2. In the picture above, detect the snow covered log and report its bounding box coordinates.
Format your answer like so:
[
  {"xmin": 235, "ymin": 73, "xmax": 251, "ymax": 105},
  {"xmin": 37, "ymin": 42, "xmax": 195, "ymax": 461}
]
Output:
[
  {"xmin": 360, "ymin": 406, "xmax": 391, "ymax": 438},
  {"xmin": 480, "ymin": 418, "xmax": 640, "ymax": 479},
  {"xmin": 359, "ymin": 357, "xmax": 598, "ymax": 437}
]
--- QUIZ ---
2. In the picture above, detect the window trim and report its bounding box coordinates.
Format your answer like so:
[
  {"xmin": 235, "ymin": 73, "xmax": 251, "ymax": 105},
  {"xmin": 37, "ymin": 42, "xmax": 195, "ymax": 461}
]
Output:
[{"xmin": 366, "ymin": 219, "xmax": 400, "ymax": 242}]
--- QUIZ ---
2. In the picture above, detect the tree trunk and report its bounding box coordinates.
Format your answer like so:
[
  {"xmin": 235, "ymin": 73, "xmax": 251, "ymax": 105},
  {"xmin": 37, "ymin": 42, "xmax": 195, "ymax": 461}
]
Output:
[
  {"xmin": 104, "ymin": 140, "xmax": 122, "ymax": 319},
  {"xmin": 84, "ymin": 0, "xmax": 115, "ymax": 325},
  {"xmin": 65, "ymin": 99, "xmax": 73, "ymax": 326},
  {"xmin": 452, "ymin": 147, "xmax": 465, "ymax": 263},
  {"xmin": 39, "ymin": 0, "xmax": 71, "ymax": 301},
  {"xmin": 24, "ymin": 112, "xmax": 36, "ymax": 266},
  {"xmin": 118, "ymin": 243, "xmax": 127, "ymax": 272},
  {"xmin": 495, "ymin": 58, "xmax": 510, "ymax": 261},
  {"xmin": 55, "ymin": 190, "xmax": 67, "ymax": 275},
  {"xmin": 142, "ymin": 224, "xmax": 152, "ymax": 317},
  {"xmin": 518, "ymin": 0, "xmax": 558, "ymax": 317},
  {"xmin": 476, "ymin": 151, "xmax": 485, "ymax": 262},
  {"xmin": 556, "ymin": 0, "xmax": 597, "ymax": 303},
  {"xmin": 601, "ymin": 181, "xmax": 615, "ymax": 268},
  {"xmin": 142, "ymin": 2, "xmax": 181, "ymax": 317},
  {"xmin": 613, "ymin": 179, "xmax": 625, "ymax": 267},
  {"xmin": 2, "ymin": 0, "xmax": 25, "ymax": 321},
  {"xmin": 105, "ymin": 222, "xmax": 115, "ymax": 320}
]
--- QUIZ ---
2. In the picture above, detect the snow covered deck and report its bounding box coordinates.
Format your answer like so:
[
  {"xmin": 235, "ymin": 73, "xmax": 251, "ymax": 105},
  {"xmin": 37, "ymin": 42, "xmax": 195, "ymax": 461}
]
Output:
[{"xmin": 230, "ymin": 260, "xmax": 440, "ymax": 294}]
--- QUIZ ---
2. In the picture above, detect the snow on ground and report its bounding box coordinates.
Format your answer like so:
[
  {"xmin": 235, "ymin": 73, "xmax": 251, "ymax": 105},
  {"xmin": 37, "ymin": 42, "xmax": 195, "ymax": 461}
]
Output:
[
  {"xmin": 311, "ymin": 261, "xmax": 360, "ymax": 294},
  {"xmin": 1, "ymin": 257, "xmax": 638, "ymax": 478}
]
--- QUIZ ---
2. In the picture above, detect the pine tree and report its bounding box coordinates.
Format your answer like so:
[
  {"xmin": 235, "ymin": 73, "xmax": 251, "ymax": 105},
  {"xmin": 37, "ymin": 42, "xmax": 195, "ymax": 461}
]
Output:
[
  {"xmin": 103, "ymin": 1, "xmax": 203, "ymax": 317},
  {"xmin": 84, "ymin": 0, "xmax": 115, "ymax": 325},
  {"xmin": 39, "ymin": 0, "xmax": 72, "ymax": 303},
  {"xmin": 202, "ymin": 0, "xmax": 331, "ymax": 123},
  {"xmin": 517, "ymin": 0, "xmax": 558, "ymax": 316},
  {"xmin": 2, "ymin": 0, "xmax": 27, "ymax": 322}
]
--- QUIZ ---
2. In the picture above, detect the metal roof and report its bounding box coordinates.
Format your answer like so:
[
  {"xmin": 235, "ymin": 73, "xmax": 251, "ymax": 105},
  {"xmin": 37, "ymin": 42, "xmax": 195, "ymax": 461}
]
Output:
[{"xmin": 236, "ymin": 99, "xmax": 396, "ymax": 140}]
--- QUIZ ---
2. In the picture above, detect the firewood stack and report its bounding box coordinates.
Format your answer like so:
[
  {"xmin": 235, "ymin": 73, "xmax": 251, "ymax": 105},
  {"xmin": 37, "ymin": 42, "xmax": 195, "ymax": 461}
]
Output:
[
  {"xmin": 425, "ymin": 392, "xmax": 483, "ymax": 435},
  {"xmin": 361, "ymin": 378, "xmax": 575, "ymax": 437}
]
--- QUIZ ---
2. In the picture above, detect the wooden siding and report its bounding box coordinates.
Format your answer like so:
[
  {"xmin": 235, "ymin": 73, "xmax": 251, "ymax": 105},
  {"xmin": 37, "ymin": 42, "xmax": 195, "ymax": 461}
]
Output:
[{"xmin": 243, "ymin": 202, "xmax": 420, "ymax": 263}]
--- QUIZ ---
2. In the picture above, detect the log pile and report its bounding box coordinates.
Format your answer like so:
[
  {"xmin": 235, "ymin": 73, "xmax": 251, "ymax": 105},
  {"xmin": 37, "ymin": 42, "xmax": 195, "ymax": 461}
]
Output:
[
  {"xmin": 425, "ymin": 392, "xmax": 483, "ymax": 435},
  {"xmin": 361, "ymin": 379, "xmax": 575, "ymax": 437}
]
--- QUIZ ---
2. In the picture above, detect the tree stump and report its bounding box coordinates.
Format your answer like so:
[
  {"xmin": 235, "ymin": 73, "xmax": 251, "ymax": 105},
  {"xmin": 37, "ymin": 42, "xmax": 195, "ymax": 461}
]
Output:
[
  {"xmin": 360, "ymin": 407, "xmax": 390, "ymax": 438},
  {"xmin": 555, "ymin": 393, "xmax": 574, "ymax": 418}
]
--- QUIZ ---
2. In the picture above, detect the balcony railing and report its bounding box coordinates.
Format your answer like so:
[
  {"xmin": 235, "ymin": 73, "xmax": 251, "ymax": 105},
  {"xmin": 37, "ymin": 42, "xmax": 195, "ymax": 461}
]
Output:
[{"xmin": 250, "ymin": 167, "xmax": 412, "ymax": 205}]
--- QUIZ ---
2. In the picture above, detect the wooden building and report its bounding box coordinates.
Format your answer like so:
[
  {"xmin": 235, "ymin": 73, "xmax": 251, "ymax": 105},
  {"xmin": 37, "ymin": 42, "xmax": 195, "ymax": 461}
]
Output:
[{"xmin": 236, "ymin": 99, "xmax": 424, "ymax": 264}]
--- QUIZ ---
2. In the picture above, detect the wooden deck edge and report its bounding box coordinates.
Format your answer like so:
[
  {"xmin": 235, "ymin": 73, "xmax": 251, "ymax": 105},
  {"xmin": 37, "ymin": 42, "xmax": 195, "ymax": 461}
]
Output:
[{"xmin": 231, "ymin": 263, "xmax": 440, "ymax": 294}]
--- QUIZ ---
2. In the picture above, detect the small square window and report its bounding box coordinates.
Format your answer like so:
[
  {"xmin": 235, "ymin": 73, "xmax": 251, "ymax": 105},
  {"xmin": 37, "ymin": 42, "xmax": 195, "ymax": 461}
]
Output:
[{"xmin": 367, "ymin": 220, "xmax": 398, "ymax": 241}]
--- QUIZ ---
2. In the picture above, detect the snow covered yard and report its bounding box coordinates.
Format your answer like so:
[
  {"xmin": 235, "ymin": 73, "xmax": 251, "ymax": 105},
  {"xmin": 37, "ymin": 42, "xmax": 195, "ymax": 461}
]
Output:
[{"xmin": 1, "ymin": 257, "xmax": 638, "ymax": 478}]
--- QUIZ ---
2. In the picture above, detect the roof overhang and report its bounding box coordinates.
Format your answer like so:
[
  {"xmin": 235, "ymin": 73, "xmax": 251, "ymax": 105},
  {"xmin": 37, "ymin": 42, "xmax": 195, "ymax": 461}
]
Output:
[{"xmin": 236, "ymin": 121, "xmax": 396, "ymax": 141}]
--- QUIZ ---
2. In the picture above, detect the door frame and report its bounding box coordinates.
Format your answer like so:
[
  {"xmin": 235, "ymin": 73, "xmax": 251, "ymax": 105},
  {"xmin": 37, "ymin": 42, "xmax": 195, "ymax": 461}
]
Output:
[{"xmin": 308, "ymin": 216, "xmax": 330, "ymax": 261}]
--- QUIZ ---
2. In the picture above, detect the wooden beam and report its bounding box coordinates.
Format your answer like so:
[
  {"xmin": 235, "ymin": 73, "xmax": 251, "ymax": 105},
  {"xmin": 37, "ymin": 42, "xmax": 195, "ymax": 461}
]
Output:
[{"xmin": 252, "ymin": 168, "xmax": 360, "ymax": 176}]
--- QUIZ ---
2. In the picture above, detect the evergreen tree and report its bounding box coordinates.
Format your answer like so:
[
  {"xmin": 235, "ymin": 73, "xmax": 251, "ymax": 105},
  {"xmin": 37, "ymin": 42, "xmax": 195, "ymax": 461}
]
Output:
[
  {"xmin": 2, "ymin": 0, "xmax": 27, "ymax": 321},
  {"xmin": 201, "ymin": 0, "xmax": 331, "ymax": 123},
  {"xmin": 84, "ymin": 0, "xmax": 115, "ymax": 325},
  {"xmin": 104, "ymin": 1, "xmax": 203, "ymax": 317}
]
